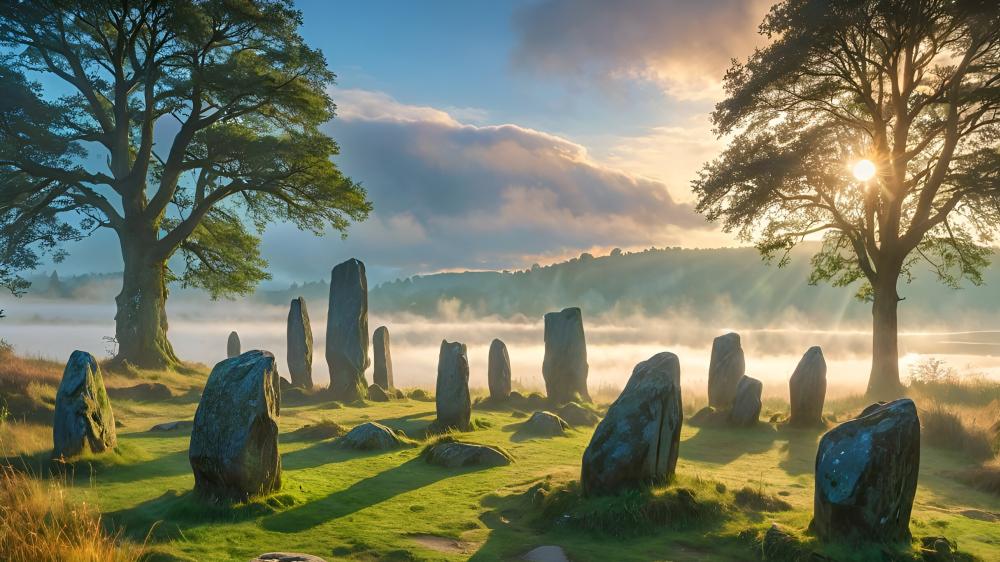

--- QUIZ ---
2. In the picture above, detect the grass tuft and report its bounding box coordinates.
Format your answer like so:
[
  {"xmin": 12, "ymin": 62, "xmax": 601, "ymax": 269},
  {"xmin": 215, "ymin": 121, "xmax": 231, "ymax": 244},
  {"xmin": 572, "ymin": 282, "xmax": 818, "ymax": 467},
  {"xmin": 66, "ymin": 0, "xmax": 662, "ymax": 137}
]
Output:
[
  {"xmin": 921, "ymin": 406, "xmax": 995, "ymax": 462},
  {"xmin": 733, "ymin": 485, "xmax": 793, "ymax": 512}
]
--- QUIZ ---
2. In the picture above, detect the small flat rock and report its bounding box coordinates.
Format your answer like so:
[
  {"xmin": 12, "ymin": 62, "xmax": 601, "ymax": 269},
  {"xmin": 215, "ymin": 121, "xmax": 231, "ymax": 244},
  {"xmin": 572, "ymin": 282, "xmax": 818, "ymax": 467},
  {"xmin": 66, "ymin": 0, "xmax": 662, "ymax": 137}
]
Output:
[
  {"xmin": 334, "ymin": 422, "xmax": 409, "ymax": 450},
  {"xmin": 367, "ymin": 383, "xmax": 391, "ymax": 402},
  {"xmin": 523, "ymin": 546, "xmax": 570, "ymax": 562},
  {"xmin": 554, "ymin": 402, "xmax": 600, "ymax": 426},
  {"xmin": 425, "ymin": 440, "xmax": 513, "ymax": 468},
  {"xmin": 523, "ymin": 411, "xmax": 569, "ymax": 436},
  {"xmin": 250, "ymin": 554, "xmax": 326, "ymax": 562},
  {"xmin": 149, "ymin": 420, "xmax": 193, "ymax": 432},
  {"xmin": 108, "ymin": 382, "xmax": 173, "ymax": 401}
]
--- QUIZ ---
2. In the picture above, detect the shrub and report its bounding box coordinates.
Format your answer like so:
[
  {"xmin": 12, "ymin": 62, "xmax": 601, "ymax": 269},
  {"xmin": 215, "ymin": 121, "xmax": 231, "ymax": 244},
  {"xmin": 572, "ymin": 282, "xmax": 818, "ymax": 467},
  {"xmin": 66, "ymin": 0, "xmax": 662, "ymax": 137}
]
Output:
[
  {"xmin": 921, "ymin": 406, "xmax": 994, "ymax": 461},
  {"xmin": 0, "ymin": 464, "xmax": 145, "ymax": 561}
]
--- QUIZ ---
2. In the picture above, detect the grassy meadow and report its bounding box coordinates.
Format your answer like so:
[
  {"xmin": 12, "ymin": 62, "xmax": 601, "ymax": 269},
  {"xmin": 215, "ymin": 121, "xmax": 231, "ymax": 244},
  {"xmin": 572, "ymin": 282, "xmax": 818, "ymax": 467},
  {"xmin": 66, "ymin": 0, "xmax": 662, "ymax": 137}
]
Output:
[{"xmin": 0, "ymin": 348, "xmax": 998, "ymax": 562}]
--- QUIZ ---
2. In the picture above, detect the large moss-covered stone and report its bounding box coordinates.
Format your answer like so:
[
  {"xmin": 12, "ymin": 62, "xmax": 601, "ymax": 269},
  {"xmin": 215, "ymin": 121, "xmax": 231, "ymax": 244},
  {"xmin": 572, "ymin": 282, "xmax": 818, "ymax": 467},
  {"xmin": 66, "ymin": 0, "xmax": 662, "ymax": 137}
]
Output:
[
  {"xmin": 227, "ymin": 331, "xmax": 241, "ymax": 358},
  {"xmin": 52, "ymin": 351, "xmax": 117, "ymax": 458},
  {"xmin": 789, "ymin": 346, "xmax": 827, "ymax": 426},
  {"xmin": 542, "ymin": 307, "xmax": 590, "ymax": 404},
  {"xmin": 488, "ymin": 338, "xmax": 511, "ymax": 401},
  {"xmin": 286, "ymin": 297, "xmax": 313, "ymax": 389},
  {"xmin": 707, "ymin": 332, "xmax": 744, "ymax": 409},
  {"xmin": 581, "ymin": 352, "xmax": 683, "ymax": 496},
  {"xmin": 189, "ymin": 351, "xmax": 281, "ymax": 500},
  {"xmin": 728, "ymin": 375, "xmax": 762, "ymax": 427},
  {"xmin": 372, "ymin": 325, "xmax": 393, "ymax": 390},
  {"xmin": 326, "ymin": 258, "xmax": 370, "ymax": 401},
  {"xmin": 811, "ymin": 399, "xmax": 920, "ymax": 543},
  {"xmin": 424, "ymin": 440, "xmax": 513, "ymax": 468},
  {"xmin": 435, "ymin": 340, "xmax": 471, "ymax": 430}
]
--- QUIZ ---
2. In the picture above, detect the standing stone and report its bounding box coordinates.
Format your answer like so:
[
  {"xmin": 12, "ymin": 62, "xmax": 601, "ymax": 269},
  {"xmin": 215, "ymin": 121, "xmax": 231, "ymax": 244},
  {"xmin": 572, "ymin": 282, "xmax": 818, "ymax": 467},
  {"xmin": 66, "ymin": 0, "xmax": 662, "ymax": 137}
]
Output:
[
  {"xmin": 52, "ymin": 351, "xmax": 117, "ymax": 458},
  {"xmin": 326, "ymin": 258, "xmax": 370, "ymax": 401},
  {"xmin": 227, "ymin": 331, "xmax": 241, "ymax": 358},
  {"xmin": 487, "ymin": 338, "xmax": 511, "ymax": 401},
  {"xmin": 542, "ymin": 307, "xmax": 590, "ymax": 404},
  {"xmin": 707, "ymin": 332, "xmax": 745, "ymax": 409},
  {"xmin": 811, "ymin": 399, "xmax": 920, "ymax": 543},
  {"xmin": 286, "ymin": 297, "xmax": 313, "ymax": 389},
  {"xmin": 728, "ymin": 376, "xmax": 762, "ymax": 427},
  {"xmin": 435, "ymin": 340, "xmax": 471, "ymax": 430},
  {"xmin": 372, "ymin": 326, "xmax": 393, "ymax": 390},
  {"xmin": 189, "ymin": 351, "xmax": 281, "ymax": 500},
  {"xmin": 789, "ymin": 346, "xmax": 827, "ymax": 426},
  {"xmin": 581, "ymin": 352, "xmax": 683, "ymax": 496}
]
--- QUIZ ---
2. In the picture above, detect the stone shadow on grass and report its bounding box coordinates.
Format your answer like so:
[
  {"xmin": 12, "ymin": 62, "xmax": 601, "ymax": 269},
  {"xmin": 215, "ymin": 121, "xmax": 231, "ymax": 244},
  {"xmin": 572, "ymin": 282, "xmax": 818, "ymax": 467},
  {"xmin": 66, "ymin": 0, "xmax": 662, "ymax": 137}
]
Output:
[
  {"xmin": 261, "ymin": 457, "xmax": 481, "ymax": 533},
  {"xmin": 776, "ymin": 426, "xmax": 824, "ymax": 476},
  {"xmin": 680, "ymin": 423, "xmax": 781, "ymax": 465},
  {"xmin": 279, "ymin": 440, "xmax": 396, "ymax": 471}
]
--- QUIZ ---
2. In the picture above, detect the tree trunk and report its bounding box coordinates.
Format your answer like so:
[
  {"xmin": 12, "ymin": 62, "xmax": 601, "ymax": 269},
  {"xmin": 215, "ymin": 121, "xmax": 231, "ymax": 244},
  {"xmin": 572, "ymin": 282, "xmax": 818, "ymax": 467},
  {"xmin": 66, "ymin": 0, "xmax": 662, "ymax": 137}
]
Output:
[
  {"xmin": 866, "ymin": 267, "xmax": 905, "ymax": 400},
  {"xmin": 112, "ymin": 232, "xmax": 179, "ymax": 370}
]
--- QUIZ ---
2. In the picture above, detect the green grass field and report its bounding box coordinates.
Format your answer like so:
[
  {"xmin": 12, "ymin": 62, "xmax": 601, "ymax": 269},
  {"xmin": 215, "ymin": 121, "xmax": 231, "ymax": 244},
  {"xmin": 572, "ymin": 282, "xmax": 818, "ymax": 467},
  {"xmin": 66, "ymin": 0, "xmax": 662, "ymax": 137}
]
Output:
[{"xmin": 2, "ymin": 358, "xmax": 998, "ymax": 562}]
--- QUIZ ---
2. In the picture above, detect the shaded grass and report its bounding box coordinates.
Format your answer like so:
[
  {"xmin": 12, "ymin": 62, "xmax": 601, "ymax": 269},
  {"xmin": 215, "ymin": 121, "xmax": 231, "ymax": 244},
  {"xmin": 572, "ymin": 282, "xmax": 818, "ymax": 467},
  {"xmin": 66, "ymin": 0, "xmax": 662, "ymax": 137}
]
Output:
[{"xmin": 922, "ymin": 406, "xmax": 995, "ymax": 462}]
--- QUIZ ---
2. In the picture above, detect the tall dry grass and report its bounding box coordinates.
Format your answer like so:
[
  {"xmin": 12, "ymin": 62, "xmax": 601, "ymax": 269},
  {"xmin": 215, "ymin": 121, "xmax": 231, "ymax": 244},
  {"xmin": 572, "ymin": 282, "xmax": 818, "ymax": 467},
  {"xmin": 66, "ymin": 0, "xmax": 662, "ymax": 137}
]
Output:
[{"xmin": 0, "ymin": 464, "xmax": 145, "ymax": 562}]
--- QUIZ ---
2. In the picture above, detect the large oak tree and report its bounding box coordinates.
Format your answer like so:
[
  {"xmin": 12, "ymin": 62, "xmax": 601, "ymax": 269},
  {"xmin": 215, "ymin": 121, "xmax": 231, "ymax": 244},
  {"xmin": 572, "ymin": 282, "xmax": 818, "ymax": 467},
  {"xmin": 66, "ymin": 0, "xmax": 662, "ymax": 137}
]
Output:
[
  {"xmin": 0, "ymin": 0, "xmax": 370, "ymax": 369},
  {"xmin": 694, "ymin": 0, "xmax": 1000, "ymax": 398}
]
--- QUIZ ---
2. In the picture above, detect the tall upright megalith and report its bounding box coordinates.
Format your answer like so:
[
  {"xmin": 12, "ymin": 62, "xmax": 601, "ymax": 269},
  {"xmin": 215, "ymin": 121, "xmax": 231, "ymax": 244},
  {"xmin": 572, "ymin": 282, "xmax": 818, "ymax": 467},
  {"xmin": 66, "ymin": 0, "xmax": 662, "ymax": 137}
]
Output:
[
  {"xmin": 707, "ymin": 332, "xmax": 745, "ymax": 409},
  {"xmin": 488, "ymin": 338, "xmax": 511, "ymax": 401},
  {"xmin": 326, "ymin": 258, "xmax": 370, "ymax": 401},
  {"xmin": 286, "ymin": 297, "xmax": 313, "ymax": 389},
  {"xmin": 789, "ymin": 346, "xmax": 827, "ymax": 426},
  {"xmin": 542, "ymin": 307, "xmax": 590, "ymax": 404},
  {"xmin": 189, "ymin": 351, "xmax": 282, "ymax": 500},
  {"xmin": 227, "ymin": 331, "xmax": 241, "ymax": 358},
  {"xmin": 52, "ymin": 350, "xmax": 117, "ymax": 458},
  {"xmin": 372, "ymin": 326, "xmax": 393, "ymax": 390},
  {"xmin": 435, "ymin": 340, "xmax": 471, "ymax": 430}
]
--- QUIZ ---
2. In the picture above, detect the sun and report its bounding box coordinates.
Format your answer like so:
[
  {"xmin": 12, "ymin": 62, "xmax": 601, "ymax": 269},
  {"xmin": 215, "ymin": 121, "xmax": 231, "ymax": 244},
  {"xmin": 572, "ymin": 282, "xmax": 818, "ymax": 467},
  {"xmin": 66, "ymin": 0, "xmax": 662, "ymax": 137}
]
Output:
[{"xmin": 852, "ymin": 159, "xmax": 877, "ymax": 181}]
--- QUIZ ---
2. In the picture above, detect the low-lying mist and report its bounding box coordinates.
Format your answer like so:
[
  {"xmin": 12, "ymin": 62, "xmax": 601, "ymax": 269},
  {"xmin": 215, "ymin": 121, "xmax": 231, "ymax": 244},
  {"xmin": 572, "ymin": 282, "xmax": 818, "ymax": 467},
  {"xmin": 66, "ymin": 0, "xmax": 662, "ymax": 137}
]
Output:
[{"xmin": 3, "ymin": 296, "xmax": 999, "ymax": 399}]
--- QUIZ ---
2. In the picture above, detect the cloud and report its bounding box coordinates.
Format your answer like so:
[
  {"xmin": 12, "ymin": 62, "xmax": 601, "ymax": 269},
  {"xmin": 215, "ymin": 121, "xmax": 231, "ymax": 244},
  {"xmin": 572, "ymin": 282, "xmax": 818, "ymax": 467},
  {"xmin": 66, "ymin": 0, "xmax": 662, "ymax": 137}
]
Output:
[
  {"xmin": 256, "ymin": 89, "xmax": 720, "ymax": 283},
  {"xmin": 511, "ymin": 0, "xmax": 772, "ymax": 100}
]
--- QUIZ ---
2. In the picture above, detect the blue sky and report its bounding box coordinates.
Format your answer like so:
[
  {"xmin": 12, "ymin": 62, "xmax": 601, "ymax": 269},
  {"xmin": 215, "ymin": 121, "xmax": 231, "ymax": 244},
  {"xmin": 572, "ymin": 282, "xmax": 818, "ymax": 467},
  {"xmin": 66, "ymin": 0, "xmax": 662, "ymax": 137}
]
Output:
[{"xmin": 47, "ymin": 0, "xmax": 774, "ymax": 286}]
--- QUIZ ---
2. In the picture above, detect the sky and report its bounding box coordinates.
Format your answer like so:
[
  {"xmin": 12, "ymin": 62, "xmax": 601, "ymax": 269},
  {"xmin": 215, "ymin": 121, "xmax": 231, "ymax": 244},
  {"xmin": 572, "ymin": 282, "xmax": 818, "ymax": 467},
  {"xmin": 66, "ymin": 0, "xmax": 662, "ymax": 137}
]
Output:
[{"xmin": 48, "ymin": 0, "xmax": 775, "ymax": 286}]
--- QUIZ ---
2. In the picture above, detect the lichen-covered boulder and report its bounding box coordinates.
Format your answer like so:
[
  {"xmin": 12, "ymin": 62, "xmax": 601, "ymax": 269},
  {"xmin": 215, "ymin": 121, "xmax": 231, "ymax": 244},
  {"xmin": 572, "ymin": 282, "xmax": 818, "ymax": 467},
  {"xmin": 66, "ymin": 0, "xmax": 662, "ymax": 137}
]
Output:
[
  {"xmin": 52, "ymin": 351, "xmax": 117, "ymax": 458},
  {"xmin": 367, "ymin": 383, "xmax": 391, "ymax": 402},
  {"xmin": 435, "ymin": 340, "xmax": 471, "ymax": 430},
  {"xmin": 707, "ymin": 332, "xmax": 744, "ymax": 409},
  {"xmin": 728, "ymin": 376, "xmax": 762, "ymax": 427},
  {"xmin": 372, "ymin": 325, "xmax": 393, "ymax": 390},
  {"xmin": 335, "ymin": 422, "xmax": 409, "ymax": 450},
  {"xmin": 227, "ymin": 331, "xmax": 241, "ymax": 358},
  {"xmin": 523, "ymin": 411, "xmax": 569, "ymax": 436},
  {"xmin": 581, "ymin": 352, "xmax": 683, "ymax": 496},
  {"xmin": 189, "ymin": 351, "xmax": 281, "ymax": 500},
  {"xmin": 555, "ymin": 402, "xmax": 601, "ymax": 426},
  {"xmin": 789, "ymin": 346, "xmax": 827, "ymax": 427},
  {"xmin": 286, "ymin": 297, "xmax": 313, "ymax": 389},
  {"xmin": 326, "ymin": 258, "xmax": 370, "ymax": 401},
  {"xmin": 542, "ymin": 307, "xmax": 590, "ymax": 404},
  {"xmin": 488, "ymin": 338, "xmax": 511, "ymax": 401},
  {"xmin": 811, "ymin": 399, "xmax": 920, "ymax": 543},
  {"xmin": 424, "ymin": 439, "xmax": 513, "ymax": 468}
]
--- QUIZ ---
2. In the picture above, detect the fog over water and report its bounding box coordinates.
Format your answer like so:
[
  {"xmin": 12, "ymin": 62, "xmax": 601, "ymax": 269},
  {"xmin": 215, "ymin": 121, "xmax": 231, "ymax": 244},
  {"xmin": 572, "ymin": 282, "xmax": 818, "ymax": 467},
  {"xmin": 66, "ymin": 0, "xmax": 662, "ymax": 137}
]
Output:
[{"xmin": 3, "ymin": 297, "xmax": 1000, "ymax": 399}]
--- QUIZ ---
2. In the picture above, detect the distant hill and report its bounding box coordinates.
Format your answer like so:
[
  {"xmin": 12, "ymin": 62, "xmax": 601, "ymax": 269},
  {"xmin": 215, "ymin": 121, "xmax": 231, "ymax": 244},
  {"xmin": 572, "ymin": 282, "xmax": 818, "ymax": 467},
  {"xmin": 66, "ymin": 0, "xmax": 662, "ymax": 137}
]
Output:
[{"xmin": 16, "ymin": 245, "xmax": 1000, "ymax": 327}]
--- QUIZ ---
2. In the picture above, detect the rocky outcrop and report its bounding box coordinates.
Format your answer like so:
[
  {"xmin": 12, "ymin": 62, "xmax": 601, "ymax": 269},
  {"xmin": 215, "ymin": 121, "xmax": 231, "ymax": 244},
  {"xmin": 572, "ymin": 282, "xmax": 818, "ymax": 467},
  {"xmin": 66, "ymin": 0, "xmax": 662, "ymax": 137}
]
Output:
[
  {"xmin": 227, "ymin": 331, "xmax": 241, "ymax": 358},
  {"xmin": 811, "ymin": 399, "xmax": 920, "ymax": 543},
  {"xmin": 728, "ymin": 376, "xmax": 762, "ymax": 427},
  {"xmin": 542, "ymin": 307, "xmax": 590, "ymax": 404},
  {"xmin": 286, "ymin": 297, "xmax": 313, "ymax": 389},
  {"xmin": 435, "ymin": 340, "xmax": 471, "ymax": 430},
  {"xmin": 189, "ymin": 351, "xmax": 281, "ymax": 500},
  {"xmin": 487, "ymin": 338, "xmax": 511, "ymax": 401},
  {"xmin": 789, "ymin": 346, "xmax": 827, "ymax": 426},
  {"xmin": 522, "ymin": 411, "xmax": 569, "ymax": 436},
  {"xmin": 581, "ymin": 352, "xmax": 683, "ymax": 496},
  {"xmin": 334, "ymin": 422, "xmax": 409, "ymax": 450},
  {"xmin": 326, "ymin": 258, "xmax": 370, "ymax": 401},
  {"xmin": 52, "ymin": 351, "xmax": 117, "ymax": 458},
  {"xmin": 372, "ymin": 325, "xmax": 393, "ymax": 390},
  {"xmin": 707, "ymin": 332, "xmax": 744, "ymax": 409},
  {"xmin": 367, "ymin": 383, "xmax": 391, "ymax": 402},
  {"xmin": 424, "ymin": 439, "xmax": 513, "ymax": 468}
]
